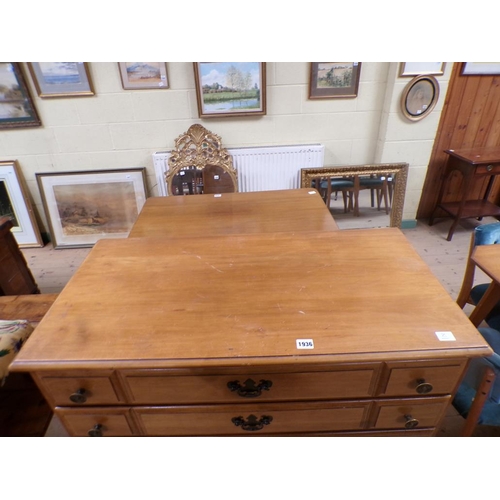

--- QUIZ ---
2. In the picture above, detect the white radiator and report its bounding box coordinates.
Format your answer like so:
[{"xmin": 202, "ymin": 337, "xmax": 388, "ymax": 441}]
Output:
[{"xmin": 152, "ymin": 144, "xmax": 325, "ymax": 196}]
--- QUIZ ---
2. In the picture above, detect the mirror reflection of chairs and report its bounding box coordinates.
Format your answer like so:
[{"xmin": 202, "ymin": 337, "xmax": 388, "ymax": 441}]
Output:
[
  {"xmin": 166, "ymin": 124, "xmax": 238, "ymax": 196},
  {"xmin": 316, "ymin": 173, "xmax": 393, "ymax": 217}
]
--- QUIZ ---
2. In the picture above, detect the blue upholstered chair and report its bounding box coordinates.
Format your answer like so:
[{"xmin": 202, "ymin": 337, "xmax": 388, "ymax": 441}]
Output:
[
  {"xmin": 313, "ymin": 177, "xmax": 355, "ymax": 213},
  {"xmin": 452, "ymin": 327, "xmax": 500, "ymax": 435},
  {"xmin": 456, "ymin": 223, "xmax": 500, "ymax": 328},
  {"xmin": 358, "ymin": 174, "xmax": 390, "ymax": 215}
]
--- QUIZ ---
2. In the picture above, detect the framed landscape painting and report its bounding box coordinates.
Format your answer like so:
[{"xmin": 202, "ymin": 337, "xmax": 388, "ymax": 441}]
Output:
[
  {"xmin": 309, "ymin": 62, "xmax": 362, "ymax": 99},
  {"xmin": 0, "ymin": 161, "xmax": 43, "ymax": 247},
  {"xmin": 194, "ymin": 62, "xmax": 266, "ymax": 117},
  {"xmin": 0, "ymin": 63, "xmax": 41, "ymax": 129},
  {"xmin": 28, "ymin": 62, "xmax": 94, "ymax": 97},
  {"xmin": 36, "ymin": 168, "xmax": 147, "ymax": 249},
  {"xmin": 118, "ymin": 62, "xmax": 169, "ymax": 89}
]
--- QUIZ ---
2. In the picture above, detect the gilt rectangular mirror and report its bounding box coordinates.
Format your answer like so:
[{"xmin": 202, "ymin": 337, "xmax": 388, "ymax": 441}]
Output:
[{"xmin": 301, "ymin": 163, "xmax": 409, "ymax": 228}]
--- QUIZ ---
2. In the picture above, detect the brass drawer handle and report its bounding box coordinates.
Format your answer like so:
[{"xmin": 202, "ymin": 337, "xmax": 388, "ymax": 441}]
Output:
[
  {"xmin": 88, "ymin": 424, "xmax": 103, "ymax": 437},
  {"xmin": 415, "ymin": 379, "xmax": 433, "ymax": 394},
  {"xmin": 69, "ymin": 388, "xmax": 88, "ymax": 404},
  {"xmin": 227, "ymin": 378, "xmax": 273, "ymax": 398},
  {"xmin": 232, "ymin": 414, "xmax": 273, "ymax": 432},
  {"xmin": 404, "ymin": 414, "xmax": 419, "ymax": 429}
]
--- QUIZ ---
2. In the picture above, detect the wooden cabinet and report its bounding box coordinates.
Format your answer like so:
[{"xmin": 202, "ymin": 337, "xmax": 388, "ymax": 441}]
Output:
[
  {"xmin": 11, "ymin": 229, "xmax": 492, "ymax": 437},
  {"xmin": 31, "ymin": 360, "xmax": 466, "ymax": 436}
]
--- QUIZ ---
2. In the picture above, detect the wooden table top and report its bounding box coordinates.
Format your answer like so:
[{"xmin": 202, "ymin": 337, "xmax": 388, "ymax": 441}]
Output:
[
  {"xmin": 128, "ymin": 188, "xmax": 338, "ymax": 238},
  {"xmin": 445, "ymin": 147, "xmax": 500, "ymax": 165},
  {"xmin": 13, "ymin": 228, "xmax": 490, "ymax": 371}
]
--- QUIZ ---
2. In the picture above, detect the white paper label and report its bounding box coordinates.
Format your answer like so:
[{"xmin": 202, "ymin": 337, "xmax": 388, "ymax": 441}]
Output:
[
  {"xmin": 214, "ymin": 194, "xmax": 222, "ymax": 197},
  {"xmin": 435, "ymin": 331, "xmax": 456, "ymax": 341},
  {"xmin": 296, "ymin": 339, "xmax": 314, "ymax": 349}
]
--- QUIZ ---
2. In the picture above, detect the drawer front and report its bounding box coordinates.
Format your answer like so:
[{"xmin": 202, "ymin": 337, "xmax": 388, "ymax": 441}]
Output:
[
  {"xmin": 476, "ymin": 163, "xmax": 500, "ymax": 175},
  {"xmin": 56, "ymin": 407, "xmax": 137, "ymax": 437},
  {"xmin": 123, "ymin": 368, "xmax": 376, "ymax": 405},
  {"xmin": 37, "ymin": 375, "xmax": 122, "ymax": 406},
  {"xmin": 134, "ymin": 401, "xmax": 370, "ymax": 436},
  {"xmin": 381, "ymin": 361, "xmax": 466, "ymax": 397},
  {"xmin": 372, "ymin": 396, "xmax": 450, "ymax": 430}
]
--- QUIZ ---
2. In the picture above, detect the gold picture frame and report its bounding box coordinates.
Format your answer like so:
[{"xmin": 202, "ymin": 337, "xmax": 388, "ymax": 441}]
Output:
[
  {"xmin": 118, "ymin": 62, "xmax": 169, "ymax": 89},
  {"xmin": 309, "ymin": 62, "xmax": 362, "ymax": 99},
  {"xmin": 399, "ymin": 62, "xmax": 445, "ymax": 77},
  {"xmin": 193, "ymin": 62, "xmax": 266, "ymax": 118},
  {"xmin": 28, "ymin": 62, "xmax": 94, "ymax": 98},
  {"xmin": 401, "ymin": 75, "xmax": 439, "ymax": 122},
  {"xmin": 300, "ymin": 163, "xmax": 409, "ymax": 228},
  {"xmin": 0, "ymin": 63, "xmax": 41, "ymax": 129}
]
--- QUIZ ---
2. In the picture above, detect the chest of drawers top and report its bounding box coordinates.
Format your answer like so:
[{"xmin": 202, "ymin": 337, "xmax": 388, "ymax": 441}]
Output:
[{"xmin": 12, "ymin": 228, "xmax": 490, "ymax": 371}]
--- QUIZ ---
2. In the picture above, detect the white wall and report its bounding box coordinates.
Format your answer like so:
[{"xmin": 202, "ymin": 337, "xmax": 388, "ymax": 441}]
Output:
[{"xmin": 0, "ymin": 62, "xmax": 451, "ymax": 235}]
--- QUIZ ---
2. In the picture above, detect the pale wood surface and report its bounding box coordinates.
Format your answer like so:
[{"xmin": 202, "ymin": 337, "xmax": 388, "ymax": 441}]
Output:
[
  {"xmin": 0, "ymin": 294, "xmax": 58, "ymax": 323},
  {"xmin": 13, "ymin": 228, "xmax": 491, "ymax": 371},
  {"xmin": 467, "ymin": 244, "xmax": 500, "ymax": 325},
  {"xmin": 129, "ymin": 188, "xmax": 339, "ymax": 238}
]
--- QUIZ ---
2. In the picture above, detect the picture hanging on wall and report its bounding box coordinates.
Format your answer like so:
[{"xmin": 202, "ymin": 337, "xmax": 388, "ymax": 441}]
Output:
[
  {"xmin": 28, "ymin": 62, "xmax": 94, "ymax": 98},
  {"xmin": 0, "ymin": 161, "xmax": 43, "ymax": 247},
  {"xmin": 399, "ymin": 62, "xmax": 445, "ymax": 77},
  {"xmin": 0, "ymin": 63, "xmax": 41, "ymax": 129},
  {"xmin": 118, "ymin": 62, "xmax": 169, "ymax": 89},
  {"xmin": 400, "ymin": 75, "xmax": 440, "ymax": 122},
  {"xmin": 309, "ymin": 62, "xmax": 362, "ymax": 99},
  {"xmin": 193, "ymin": 62, "xmax": 266, "ymax": 118},
  {"xmin": 36, "ymin": 168, "xmax": 147, "ymax": 249},
  {"xmin": 461, "ymin": 62, "xmax": 500, "ymax": 76}
]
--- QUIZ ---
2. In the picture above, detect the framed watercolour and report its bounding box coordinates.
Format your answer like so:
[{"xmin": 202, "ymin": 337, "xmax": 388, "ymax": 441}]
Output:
[
  {"xmin": 193, "ymin": 62, "xmax": 266, "ymax": 118},
  {"xmin": 399, "ymin": 62, "xmax": 445, "ymax": 77},
  {"xmin": 0, "ymin": 161, "xmax": 43, "ymax": 247},
  {"xmin": 28, "ymin": 62, "xmax": 94, "ymax": 98},
  {"xmin": 309, "ymin": 62, "xmax": 361, "ymax": 99},
  {"xmin": 0, "ymin": 63, "xmax": 41, "ymax": 129},
  {"xmin": 118, "ymin": 62, "xmax": 169, "ymax": 89},
  {"xmin": 401, "ymin": 75, "xmax": 440, "ymax": 122},
  {"xmin": 36, "ymin": 168, "xmax": 147, "ymax": 249},
  {"xmin": 461, "ymin": 62, "xmax": 500, "ymax": 76}
]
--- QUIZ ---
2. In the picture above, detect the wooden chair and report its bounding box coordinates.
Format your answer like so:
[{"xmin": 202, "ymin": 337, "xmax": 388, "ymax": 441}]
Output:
[
  {"xmin": 452, "ymin": 327, "xmax": 500, "ymax": 436},
  {"xmin": 456, "ymin": 222, "xmax": 500, "ymax": 312},
  {"xmin": 0, "ymin": 217, "xmax": 40, "ymax": 296},
  {"xmin": 358, "ymin": 174, "xmax": 390, "ymax": 215},
  {"xmin": 166, "ymin": 124, "xmax": 238, "ymax": 196}
]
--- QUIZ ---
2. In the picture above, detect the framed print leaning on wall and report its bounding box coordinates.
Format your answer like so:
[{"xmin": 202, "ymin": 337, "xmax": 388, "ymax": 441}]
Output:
[
  {"xmin": 0, "ymin": 63, "xmax": 41, "ymax": 129},
  {"xmin": 28, "ymin": 62, "xmax": 94, "ymax": 97},
  {"xmin": 0, "ymin": 161, "xmax": 43, "ymax": 247},
  {"xmin": 36, "ymin": 168, "xmax": 147, "ymax": 249},
  {"xmin": 194, "ymin": 62, "xmax": 266, "ymax": 118},
  {"xmin": 309, "ymin": 62, "xmax": 362, "ymax": 98},
  {"xmin": 118, "ymin": 62, "xmax": 169, "ymax": 89}
]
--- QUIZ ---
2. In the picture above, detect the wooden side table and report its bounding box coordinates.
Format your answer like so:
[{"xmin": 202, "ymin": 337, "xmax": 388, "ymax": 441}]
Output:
[{"xmin": 429, "ymin": 147, "xmax": 500, "ymax": 241}]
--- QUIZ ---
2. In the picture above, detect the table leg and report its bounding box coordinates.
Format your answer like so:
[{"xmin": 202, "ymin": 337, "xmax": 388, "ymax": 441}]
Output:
[{"xmin": 468, "ymin": 281, "xmax": 500, "ymax": 327}]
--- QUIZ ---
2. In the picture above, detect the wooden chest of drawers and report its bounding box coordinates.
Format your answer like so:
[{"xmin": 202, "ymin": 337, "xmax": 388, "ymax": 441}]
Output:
[
  {"xmin": 12, "ymin": 229, "xmax": 492, "ymax": 436},
  {"xmin": 32, "ymin": 356, "xmax": 466, "ymax": 436}
]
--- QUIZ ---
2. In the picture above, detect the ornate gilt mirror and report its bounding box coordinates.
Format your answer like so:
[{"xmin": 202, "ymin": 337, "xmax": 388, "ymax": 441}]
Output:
[
  {"xmin": 301, "ymin": 163, "xmax": 409, "ymax": 228},
  {"xmin": 166, "ymin": 124, "xmax": 238, "ymax": 196}
]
